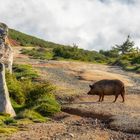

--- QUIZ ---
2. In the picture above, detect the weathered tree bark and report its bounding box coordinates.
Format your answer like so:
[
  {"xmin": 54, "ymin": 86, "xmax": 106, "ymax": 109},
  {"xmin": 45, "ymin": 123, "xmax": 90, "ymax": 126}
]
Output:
[
  {"xmin": 0, "ymin": 23, "xmax": 13, "ymax": 73},
  {"xmin": 0, "ymin": 22, "xmax": 15, "ymax": 116},
  {"xmin": 5, "ymin": 40, "xmax": 13, "ymax": 74},
  {"xmin": 0, "ymin": 63, "xmax": 16, "ymax": 116}
]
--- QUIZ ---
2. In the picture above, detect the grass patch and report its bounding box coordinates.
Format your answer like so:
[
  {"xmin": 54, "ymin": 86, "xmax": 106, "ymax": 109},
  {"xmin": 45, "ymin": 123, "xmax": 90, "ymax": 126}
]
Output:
[
  {"xmin": 17, "ymin": 109, "xmax": 47, "ymax": 123},
  {"xmin": 13, "ymin": 64, "xmax": 39, "ymax": 80},
  {"xmin": 0, "ymin": 127, "xmax": 18, "ymax": 134},
  {"xmin": 5, "ymin": 64, "xmax": 61, "ymax": 129},
  {"xmin": 1, "ymin": 63, "xmax": 61, "ymax": 134},
  {"xmin": 16, "ymin": 118, "xmax": 33, "ymax": 125},
  {"xmin": 21, "ymin": 48, "xmax": 53, "ymax": 60},
  {"xmin": 0, "ymin": 114, "xmax": 15, "ymax": 125}
]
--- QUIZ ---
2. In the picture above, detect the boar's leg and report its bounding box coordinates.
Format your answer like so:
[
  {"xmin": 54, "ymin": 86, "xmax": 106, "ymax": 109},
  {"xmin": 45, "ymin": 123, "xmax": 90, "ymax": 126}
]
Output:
[
  {"xmin": 98, "ymin": 95, "xmax": 102, "ymax": 102},
  {"xmin": 101, "ymin": 94, "xmax": 104, "ymax": 102},
  {"xmin": 121, "ymin": 93, "xmax": 125, "ymax": 102},
  {"xmin": 113, "ymin": 94, "xmax": 119, "ymax": 102}
]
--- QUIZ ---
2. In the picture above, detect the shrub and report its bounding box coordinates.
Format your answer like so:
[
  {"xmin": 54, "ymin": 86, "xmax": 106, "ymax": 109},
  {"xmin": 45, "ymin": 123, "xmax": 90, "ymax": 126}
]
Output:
[
  {"xmin": 6, "ymin": 64, "xmax": 61, "ymax": 121},
  {"xmin": 131, "ymin": 55, "xmax": 140, "ymax": 64},
  {"xmin": 3, "ymin": 118, "xmax": 17, "ymax": 125},
  {"xmin": 112, "ymin": 59, "xmax": 130, "ymax": 68},
  {"xmin": 21, "ymin": 48, "xmax": 53, "ymax": 60},
  {"xmin": 17, "ymin": 109, "xmax": 46, "ymax": 122},
  {"xmin": 13, "ymin": 64, "xmax": 39, "ymax": 80},
  {"xmin": 25, "ymin": 82, "xmax": 61, "ymax": 116},
  {"xmin": 53, "ymin": 46, "xmax": 107, "ymax": 63},
  {"xmin": 6, "ymin": 72, "xmax": 25, "ymax": 105},
  {"xmin": 26, "ymin": 83, "xmax": 55, "ymax": 105},
  {"xmin": 33, "ymin": 94, "xmax": 61, "ymax": 116},
  {"xmin": 0, "ymin": 127, "xmax": 17, "ymax": 134},
  {"xmin": 0, "ymin": 114, "xmax": 16, "ymax": 126}
]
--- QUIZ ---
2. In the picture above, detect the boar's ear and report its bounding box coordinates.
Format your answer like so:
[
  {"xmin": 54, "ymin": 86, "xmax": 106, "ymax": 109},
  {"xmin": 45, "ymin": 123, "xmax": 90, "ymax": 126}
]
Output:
[{"xmin": 89, "ymin": 85, "xmax": 93, "ymax": 88}]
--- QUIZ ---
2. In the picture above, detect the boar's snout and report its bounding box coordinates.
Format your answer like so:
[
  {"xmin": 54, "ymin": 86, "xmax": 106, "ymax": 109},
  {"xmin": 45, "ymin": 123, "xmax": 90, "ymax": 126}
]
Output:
[
  {"xmin": 87, "ymin": 90, "xmax": 91, "ymax": 95},
  {"xmin": 87, "ymin": 84, "xmax": 94, "ymax": 95}
]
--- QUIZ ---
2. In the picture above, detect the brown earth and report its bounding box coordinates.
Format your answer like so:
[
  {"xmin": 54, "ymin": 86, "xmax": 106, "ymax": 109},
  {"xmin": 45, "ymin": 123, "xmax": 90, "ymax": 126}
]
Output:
[{"xmin": 3, "ymin": 47, "xmax": 140, "ymax": 140}]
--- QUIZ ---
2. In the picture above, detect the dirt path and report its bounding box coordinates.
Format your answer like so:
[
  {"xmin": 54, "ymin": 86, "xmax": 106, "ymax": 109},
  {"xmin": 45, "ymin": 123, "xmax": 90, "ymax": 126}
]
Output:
[{"xmin": 5, "ymin": 47, "xmax": 140, "ymax": 140}]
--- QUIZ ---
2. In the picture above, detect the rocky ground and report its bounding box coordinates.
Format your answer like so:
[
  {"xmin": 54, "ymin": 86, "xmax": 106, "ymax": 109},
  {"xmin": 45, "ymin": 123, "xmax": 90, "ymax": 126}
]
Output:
[
  {"xmin": 3, "ymin": 112, "xmax": 139, "ymax": 140},
  {"xmin": 3, "ymin": 47, "xmax": 140, "ymax": 140}
]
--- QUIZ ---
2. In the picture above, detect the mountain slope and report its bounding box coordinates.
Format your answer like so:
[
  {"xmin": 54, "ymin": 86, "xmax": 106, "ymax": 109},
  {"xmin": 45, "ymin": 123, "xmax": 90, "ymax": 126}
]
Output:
[{"xmin": 9, "ymin": 29, "xmax": 64, "ymax": 48}]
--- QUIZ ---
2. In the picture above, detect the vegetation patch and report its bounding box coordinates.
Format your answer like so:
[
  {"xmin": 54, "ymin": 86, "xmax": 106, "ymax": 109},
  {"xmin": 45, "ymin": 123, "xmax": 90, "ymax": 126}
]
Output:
[
  {"xmin": 21, "ymin": 48, "xmax": 53, "ymax": 60},
  {"xmin": 0, "ymin": 113, "xmax": 16, "ymax": 126},
  {"xmin": 13, "ymin": 64, "xmax": 39, "ymax": 80},
  {"xmin": 0, "ymin": 127, "xmax": 18, "ymax": 134},
  {"xmin": 1, "ymin": 64, "xmax": 61, "ymax": 134},
  {"xmin": 100, "ymin": 36, "xmax": 140, "ymax": 72},
  {"xmin": 6, "ymin": 64, "xmax": 60, "ymax": 117},
  {"xmin": 9, "ymin": 29, "xmax": 61, "ymax": 48},
  {"xmin": 53, "ymin": 45, "xmax": 107, "ymax": 63},
  {"xmin": 9, "ymin": 28, "xmax": 140, "ymax": 73},
  {"xmin": 17, "ymin": 109, "xmax": 47, "ymax": 123}
]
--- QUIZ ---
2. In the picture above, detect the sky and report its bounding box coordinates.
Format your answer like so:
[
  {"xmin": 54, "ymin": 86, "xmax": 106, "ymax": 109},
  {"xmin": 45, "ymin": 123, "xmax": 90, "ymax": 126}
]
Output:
[{"xmin": 0, "ymin": 0, "xmax": 140, "ymax": 51}]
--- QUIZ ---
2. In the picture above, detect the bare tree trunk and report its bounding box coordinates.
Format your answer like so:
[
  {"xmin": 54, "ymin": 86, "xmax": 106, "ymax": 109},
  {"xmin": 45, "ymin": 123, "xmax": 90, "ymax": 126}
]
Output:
[
  {"xmin": 0, "ymin": 22, "xmax": 16, "ymax": 116},
  {"xmin": 0, "ymin": 63, "xmax": 16, "ymax": 117},
  {"xmin": 5, "ymin": 42, "xmax": 13, "ymax": 74}
]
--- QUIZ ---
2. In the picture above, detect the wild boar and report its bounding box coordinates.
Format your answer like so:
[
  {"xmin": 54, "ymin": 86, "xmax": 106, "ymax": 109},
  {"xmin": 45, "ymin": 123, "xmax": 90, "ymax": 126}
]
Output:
[{"xmin": 87, "ymin": 79, "xmax": 125, "ymax": 102}]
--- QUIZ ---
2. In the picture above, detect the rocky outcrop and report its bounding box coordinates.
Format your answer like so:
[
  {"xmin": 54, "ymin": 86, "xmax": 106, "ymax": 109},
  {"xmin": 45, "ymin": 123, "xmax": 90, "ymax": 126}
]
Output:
[{"xmin": 0, "ymin": 23, "xmax": 15, "ymax": 116}]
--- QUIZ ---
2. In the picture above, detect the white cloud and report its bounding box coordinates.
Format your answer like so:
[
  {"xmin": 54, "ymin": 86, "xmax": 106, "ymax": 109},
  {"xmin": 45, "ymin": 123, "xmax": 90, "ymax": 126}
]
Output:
[{"xmin": 0, "ymin": 0, "xmax": 140, "ymax": 50}]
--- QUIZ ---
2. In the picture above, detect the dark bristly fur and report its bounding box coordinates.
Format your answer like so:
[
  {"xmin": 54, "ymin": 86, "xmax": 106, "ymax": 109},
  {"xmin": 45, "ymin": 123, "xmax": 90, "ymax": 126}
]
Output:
[{"xmin": 87, "ymin": 79, "xmax": 125, "ymax": 102}]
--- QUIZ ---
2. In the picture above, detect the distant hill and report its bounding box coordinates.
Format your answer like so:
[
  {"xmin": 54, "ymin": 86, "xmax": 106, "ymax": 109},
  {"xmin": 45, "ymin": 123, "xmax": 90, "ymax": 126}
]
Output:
[
  {"xmin": 8, "ymin": 28, "xmax": 107, "ymax": 63},
  {"xmin": 9, "ymin": 28, "xmax": 140, "ymax": 73},
  {"xmin": 8, "ymin": 29, "xmax": 63, "ymax": 48}
]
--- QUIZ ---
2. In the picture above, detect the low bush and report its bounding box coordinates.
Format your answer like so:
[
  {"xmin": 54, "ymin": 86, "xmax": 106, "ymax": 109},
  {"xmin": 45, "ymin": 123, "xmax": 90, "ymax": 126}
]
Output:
[
  {"xmin": 6, "ymin": 72, "xmax": 25, "ymax": 105},
  {"xmin": 33, "ymin": 94, "xmax": 61, "ymax": 116},
  {"xmin": 53, "ymin": 46, "xmax": 107, "ymax": 63},
  {"xmin": 131, "ymin": 55, "xmax": 140, "ymax": 64},
  {"xmin": 0, "ymin": 127, "xmax": 18, "ymax": 134},
  {"xmin": 26, "ymin": 83, "xmax": 55, "ymax": 105},
  {"xmin": 13, "ymin": 64, "xmax": 39, "ymax": 80},
  {"xmin": 6, "ymin": 64, "xmax": 61, "ymax": 124},
  {"xmin": 112, "ymin": 59, "xmax": 131, "ymax": 68},
  {"xmin": 0, "ymin": 114, "xmax": 16, "ymax": 126},
  {"xmin": 17, "ymin": 109, "xmax": 46, "ymax": 123},
  {"xmin": 21, "ymin": 48, "xmax": 53, "ymax": 60}
]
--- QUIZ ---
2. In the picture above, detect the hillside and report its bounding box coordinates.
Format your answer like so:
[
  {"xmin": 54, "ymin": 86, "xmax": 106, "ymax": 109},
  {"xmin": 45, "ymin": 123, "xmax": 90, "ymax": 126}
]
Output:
[
  {"xmin": 4, "ymin": 46, "xmax": 140, "ymax": 140},
  {"xmin": 8, "ymin": 29, "xmax": 140, "ymax": 73},
  {"xmin": 0, "ymin": 28, "xmax": 139, "ymax": 139},
  {"xmin": 8, "ymin": 29, "xmax": 107, "ymax": 63},
  {"xmin": 9, "ymin": 29, "xmax": 63, "ymax": 48}
]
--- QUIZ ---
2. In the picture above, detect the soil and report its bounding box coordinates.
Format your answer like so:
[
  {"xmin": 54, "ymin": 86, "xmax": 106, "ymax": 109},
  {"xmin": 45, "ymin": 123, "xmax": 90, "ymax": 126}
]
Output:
[{"xmin": 3, "ymin": 47, "xmax": 140, "ymax": 140}]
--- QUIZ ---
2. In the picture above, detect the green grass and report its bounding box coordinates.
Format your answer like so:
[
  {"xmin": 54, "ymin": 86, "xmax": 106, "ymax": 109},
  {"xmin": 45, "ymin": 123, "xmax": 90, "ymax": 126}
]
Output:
[
  {"xmin": 9, "ymin": 29, "xmax": 62, "ymax": 48},
  {"xmin": 6, "ymin": 68, "xmax": 61, "ymax": 117},
  {"xmin": 0, "ymin": 65, "xmax": 61, "ymax": 134},
  {"xmin": 0, "ymin": 113, "xmax": 16, "ymax": 126},
  {"xmin": 13, "ymin": 64, "xmax": 39, "ymax": 80},
  {"xmin": 9, "ymin": 28, "xmax": 140, "ymax": 74},
  {"xmin": 1, "ymin": 63, "xmax": 61, "ymax": 134},
  {"xmin": 0, "ymin": 127, "xmax": 18, "ymax": 134},
  {"xmin": 17, "ymin": 109, "xmax": 47, "ymax": 123},
  {"xmin": 21, "ymin": 48, "xmax": 53, "ymax": 60}
]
